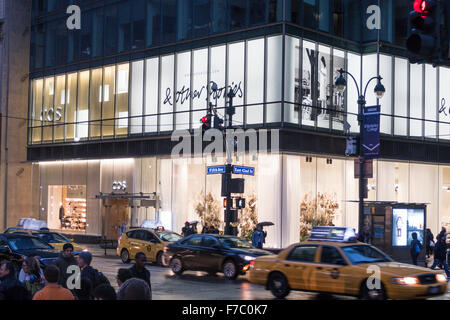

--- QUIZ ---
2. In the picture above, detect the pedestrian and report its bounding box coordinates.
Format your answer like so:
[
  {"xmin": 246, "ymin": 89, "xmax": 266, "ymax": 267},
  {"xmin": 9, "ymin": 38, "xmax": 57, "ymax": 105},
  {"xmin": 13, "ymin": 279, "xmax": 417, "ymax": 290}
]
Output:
[
  {"xmin": 55, "ymin": 243, "xmax": 78, "ymax": 288},
  {"xmin": 251, "ymin": 225, "xmax": 265, "ymax": 249},
  {"xmin": 410, "ymin": 232, "xmax": 422, "ymax": 266},
  {"xmin": 32, "ymin": 265, "xmax": 74, "ymax": 300},
  {"xmin": 94, "ymin": 284, "xmax": 117, "ymax": 300},
  {"xmin": 425, "ymin": 228, "xmax": 435, "ymax": 258},
  {"xmin": 128, "ymin": 252, "xmax": 151, "ymax": 294},
  {"xmin": 120, "ymin": 221, "xmax": 127, "ymax": 235},
  {"xmin": 117, "ymin": 278, "xmax": 152, "ymax": 300},
  {"xmin": 202, "ymin": 223, "xmax": 209, "ymax": 234},
  {"xmin": 18, "ymin": 255, "xmax": 44, "ymax": 283},
  {"xmin": 0, "ymin": 261, "xmax": 25, "ymax": 299},
  {"xmin": 78, "ymin": 251, "xmax": 110, "ymax": 289},
  {"xmin": 116, "ymin": 268, "xmax": 132, "ymax": 288},
  {"xmin": 430, "ymin": 234, "xmax": 450, "ymax": 281},
  {"xmin": 182, "ymin": 222, "xmax": 192, "ymax": 237},
  {"xmin": 20, "ymin": 257, "xmax": 45, "ymax": 296},
  {"xmin": 72, "ymin": 277, "xmax": 93, "ymax": 300}
]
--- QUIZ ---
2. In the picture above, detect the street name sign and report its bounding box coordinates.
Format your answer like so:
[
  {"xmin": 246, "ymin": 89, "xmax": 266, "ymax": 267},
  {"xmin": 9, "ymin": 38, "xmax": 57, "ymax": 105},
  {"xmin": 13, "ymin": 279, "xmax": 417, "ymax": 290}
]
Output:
[
  {"xmin": 207, "ymin": 166, "xmax": 226, "ymax": 175},
  {"xmin": 232, "ymin": 166, "xmax": 255, "ymax": 176}
]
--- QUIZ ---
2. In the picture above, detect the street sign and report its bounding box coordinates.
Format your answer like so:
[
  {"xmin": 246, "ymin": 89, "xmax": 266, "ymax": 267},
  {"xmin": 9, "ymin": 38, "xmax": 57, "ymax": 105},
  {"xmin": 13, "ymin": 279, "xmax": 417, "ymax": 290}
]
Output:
[
  {"xmin": 207, "ymin": 166, "xmax": 226, "ymax": 175},
  {"xmin": 362, "ymin": 105, "xmax": 381, "ymax": 159},
  {"xmin": 354, "ymin": 159, "xmax": 373, "ymax": 179},
  {"xmin": 232, "ymin": 166, "xmax": 255, "ymax": 176}
]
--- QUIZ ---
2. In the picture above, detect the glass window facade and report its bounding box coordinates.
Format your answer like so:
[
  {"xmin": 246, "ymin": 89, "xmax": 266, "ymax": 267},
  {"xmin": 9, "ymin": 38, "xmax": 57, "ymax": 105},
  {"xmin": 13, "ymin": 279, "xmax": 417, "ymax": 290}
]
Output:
[
  {"xmin": 29, "ymin": 35, "xmax": 450, "ymax": 144},
  {"xmin": 33, "ymin": 155, "xmax": 449, "ymax": 247}
]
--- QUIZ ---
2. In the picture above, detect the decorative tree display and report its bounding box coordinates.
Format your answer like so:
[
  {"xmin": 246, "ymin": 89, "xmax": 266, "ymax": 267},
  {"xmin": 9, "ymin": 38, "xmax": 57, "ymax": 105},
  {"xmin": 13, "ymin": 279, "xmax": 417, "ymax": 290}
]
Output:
[
  {"xmin": 238, "ymin": 193, "xmax": 258, "ymax": 241},
  {"xmin": 300, "ymin": 192, "xmax": 339, "ymax": 241},
  {"xmin": 194, "ymin": 190, "xmax": 222, "ymax": 230}
]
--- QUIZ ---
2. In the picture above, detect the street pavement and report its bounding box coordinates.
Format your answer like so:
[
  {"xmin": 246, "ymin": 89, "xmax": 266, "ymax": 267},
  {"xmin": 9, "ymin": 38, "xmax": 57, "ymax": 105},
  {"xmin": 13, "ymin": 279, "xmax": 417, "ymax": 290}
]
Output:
[{"xmin": 85, "ymin": 244, "xmax": 450, "ymax": 300}]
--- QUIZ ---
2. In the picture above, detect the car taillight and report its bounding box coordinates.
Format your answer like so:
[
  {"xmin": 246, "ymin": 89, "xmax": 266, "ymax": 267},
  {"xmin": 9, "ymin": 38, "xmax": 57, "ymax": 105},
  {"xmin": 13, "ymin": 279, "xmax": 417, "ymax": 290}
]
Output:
[
  {"xmin": 164, "ymin": 246, "xmax": 168, "ymax": 253},
  {"xmin": 249, "ymin": 260, "xmax": 255, "ymax": 270}
]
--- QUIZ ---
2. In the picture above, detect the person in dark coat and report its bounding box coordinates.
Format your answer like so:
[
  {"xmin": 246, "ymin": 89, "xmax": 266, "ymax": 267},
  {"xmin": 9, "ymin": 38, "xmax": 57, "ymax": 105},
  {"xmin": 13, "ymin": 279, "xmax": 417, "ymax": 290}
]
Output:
[
  {"xmin": 182, "ymin": 222, "xmax": 193, "ymax": 237},
  {"xmin": 77, "ymin": 251, "xmax": 110, "ymax": 289},
  {"xmin": 410, "ymin": 232, "xmax": 422, "ymax": 266},
  {"xmin": 128, "ymin": 252, "xmax": 151, "ymax": 292},
  {"xmin": 0, "ymin": 261, "xmax": 25, "ymax": 300},
  {"xmin": 251, "ymin": 226, "xmax": 265, "ymax": 249},
  {"xmin": 430, "ymin": 234, "xmax": 450, "ymax": 280},
  {"xmin": 425, "ymin": 229, "xmax": 435, "ymax": 258},
  {"xmin": 55, "ymin": 243, "xmax": 78, "ymax": 288}
]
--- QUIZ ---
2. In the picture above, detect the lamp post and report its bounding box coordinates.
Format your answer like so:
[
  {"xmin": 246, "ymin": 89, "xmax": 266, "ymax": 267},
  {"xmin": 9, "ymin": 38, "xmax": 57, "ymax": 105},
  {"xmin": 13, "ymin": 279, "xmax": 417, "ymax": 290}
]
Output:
[{"xmin": 335, "ymin": 68, "xmax": 386, "ymax": 237}]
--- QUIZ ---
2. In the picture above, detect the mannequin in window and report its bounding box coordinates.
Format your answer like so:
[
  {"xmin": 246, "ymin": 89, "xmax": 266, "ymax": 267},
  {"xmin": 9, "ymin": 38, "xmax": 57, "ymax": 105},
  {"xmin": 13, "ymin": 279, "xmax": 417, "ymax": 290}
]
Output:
[
  {"xmin": 319, "ymin": 56, "xmax": 328, "ymax": 116},
  {"xmin": 59, "ymin": 205, "xmax": 65, "ymax": 229}
]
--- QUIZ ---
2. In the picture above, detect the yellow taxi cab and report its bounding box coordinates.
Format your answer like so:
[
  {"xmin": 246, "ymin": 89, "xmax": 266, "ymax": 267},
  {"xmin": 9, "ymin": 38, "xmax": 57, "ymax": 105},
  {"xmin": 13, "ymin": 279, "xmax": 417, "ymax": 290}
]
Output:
[
  {"xmin": 248, "ymin": 226, "xmax": 448, "ymax": 300},
  {"xmin": 10, "ymin": 229, "xmax": 86, "ymax": 253},
  {"xmin": 117, "ymin": 228, "xmax": 183, "ymax": 266}
]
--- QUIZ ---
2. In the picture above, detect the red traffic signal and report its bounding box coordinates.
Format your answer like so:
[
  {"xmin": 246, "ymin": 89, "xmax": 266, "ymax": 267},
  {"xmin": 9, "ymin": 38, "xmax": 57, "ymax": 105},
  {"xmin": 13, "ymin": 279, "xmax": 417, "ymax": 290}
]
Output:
[
  {"xmin": 201, "ymin": 114, "xmax": 212, "ymax": 131},
  {"xmin": 201, "ymin": 116, "xmax": 209, "ymax": 124},
  {"xmin": 413, "ymin": 0, "xmax": 435, "ymax": 14}
]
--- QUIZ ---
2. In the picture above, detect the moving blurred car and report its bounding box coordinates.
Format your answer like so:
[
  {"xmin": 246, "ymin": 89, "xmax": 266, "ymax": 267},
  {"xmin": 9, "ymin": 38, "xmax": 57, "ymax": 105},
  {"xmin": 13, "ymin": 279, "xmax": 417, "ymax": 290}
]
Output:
[
  {"xmin": 9, "ymin": 229, "xmax": 86, "ymax": 254},
  {"xmin": 0, "ymin": 233, "xmax": 60, "ymax": 271},
  {"xmin": 117, "ymin": 228, "xmax": 183, "ymax": 266},
  {"xmin": 166, "ymin": 234, "xmax": 272, "ymax": 279},
  {"xmin": 248, "ymin": 226, "xmax": 448, "ymax": 300}
]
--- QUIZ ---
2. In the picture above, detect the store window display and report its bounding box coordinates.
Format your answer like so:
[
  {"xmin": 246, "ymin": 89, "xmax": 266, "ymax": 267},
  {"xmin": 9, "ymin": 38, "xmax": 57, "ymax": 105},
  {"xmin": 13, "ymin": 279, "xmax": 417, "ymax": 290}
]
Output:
[{"xmin": 48, "ymin": 185, "xmax": 87, "ymax": 232}]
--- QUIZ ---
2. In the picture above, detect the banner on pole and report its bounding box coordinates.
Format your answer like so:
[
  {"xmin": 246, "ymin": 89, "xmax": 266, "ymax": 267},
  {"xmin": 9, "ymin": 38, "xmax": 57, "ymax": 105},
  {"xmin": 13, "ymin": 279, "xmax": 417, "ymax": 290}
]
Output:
[{"xmin": 362, "ymin": 105, "xmax": 381, "ymax": 159}]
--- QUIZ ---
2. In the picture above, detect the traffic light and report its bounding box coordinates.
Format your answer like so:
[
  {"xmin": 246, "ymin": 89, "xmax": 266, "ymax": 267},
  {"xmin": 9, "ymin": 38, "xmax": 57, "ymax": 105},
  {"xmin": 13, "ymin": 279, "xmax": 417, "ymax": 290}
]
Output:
[
  {"xmin": 213, "ymin": 116, "xmax": 224, "ymax": 130},
  {"xmin": 201, "ymin": 114, "xmax": 212, "ymax": 131},
  {"xmin": 406, "ymin": 0, "xmax": 441, "ymax": 61}
]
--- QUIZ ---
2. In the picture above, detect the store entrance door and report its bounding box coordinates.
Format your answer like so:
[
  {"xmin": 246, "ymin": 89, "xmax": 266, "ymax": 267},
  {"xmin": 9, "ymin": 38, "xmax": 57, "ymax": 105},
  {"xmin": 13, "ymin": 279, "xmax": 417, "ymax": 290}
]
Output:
[{"xmin": 102, "ymin": 199, "xmax": 130, "ymax": 241}]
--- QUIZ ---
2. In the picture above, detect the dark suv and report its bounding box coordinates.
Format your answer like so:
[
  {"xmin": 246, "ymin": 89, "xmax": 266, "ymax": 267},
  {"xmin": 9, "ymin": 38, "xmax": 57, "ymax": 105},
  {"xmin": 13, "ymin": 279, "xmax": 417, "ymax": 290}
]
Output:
[
  {"xmin": 0, "ymin": 233, "xmax": 60, "ymax": 271},
  {"xmin": 166, "ymin": 234, "xmax": 272, "ymax": 279}
]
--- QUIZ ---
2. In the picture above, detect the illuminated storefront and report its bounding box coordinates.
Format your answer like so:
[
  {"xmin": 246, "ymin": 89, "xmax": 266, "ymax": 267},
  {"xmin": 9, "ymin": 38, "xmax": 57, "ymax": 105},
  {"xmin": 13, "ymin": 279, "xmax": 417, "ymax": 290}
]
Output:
[{"xmin": 26, "ymin": 0, "xmax": 450, "ymax": 246}]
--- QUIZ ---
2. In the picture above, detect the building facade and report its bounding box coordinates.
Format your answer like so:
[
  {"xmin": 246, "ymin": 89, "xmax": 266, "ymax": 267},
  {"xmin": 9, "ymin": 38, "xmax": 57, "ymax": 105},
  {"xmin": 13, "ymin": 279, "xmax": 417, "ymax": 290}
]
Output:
[
  {"xmin": 22, "ymin": 0, "xmax": 450, "ymax": 247},
  {"xmin": 0, "ymin": 0, "xmax": 33, "ymax": 232}
]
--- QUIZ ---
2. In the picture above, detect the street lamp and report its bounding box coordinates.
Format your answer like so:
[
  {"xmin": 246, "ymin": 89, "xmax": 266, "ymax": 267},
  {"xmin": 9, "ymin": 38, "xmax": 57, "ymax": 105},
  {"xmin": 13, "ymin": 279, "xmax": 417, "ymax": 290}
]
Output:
[{"xmin": 335, "ymin": 68, "xmax": 385, "ymax": 238}]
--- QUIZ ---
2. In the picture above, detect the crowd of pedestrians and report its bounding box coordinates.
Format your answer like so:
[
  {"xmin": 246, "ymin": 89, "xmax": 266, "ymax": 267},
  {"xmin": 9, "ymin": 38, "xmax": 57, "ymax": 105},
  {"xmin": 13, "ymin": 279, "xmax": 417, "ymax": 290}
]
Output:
[{"xmin": 0, "ymin": 242, "xmax": 153, "ymax": 300}]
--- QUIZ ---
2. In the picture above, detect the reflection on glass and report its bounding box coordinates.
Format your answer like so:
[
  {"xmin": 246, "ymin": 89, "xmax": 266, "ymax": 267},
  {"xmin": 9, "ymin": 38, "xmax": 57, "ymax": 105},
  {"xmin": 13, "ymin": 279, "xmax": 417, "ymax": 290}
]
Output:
[
  {"xmin": 103, "ymin": 66, "xmax": 115, "ymax": 138},
  {"xmin": 31, "ymin": 79, "xmax": 43, "ymax": 144},
  {"xmin": 116, "ymin": 63, "xmax": 129, "ymax": 136},
  {"xmin": 43, "ymin": 77, "xmax": 55, "ymax": 143},
  {"xmin": 77, "ymin": 71, "xmax": 90, "ymax": 141},
  {"xmin": 130, "ymin": 60, "xmax": 144, "ymax": 134},
  {"xmin": 54, "ymin": 75, "xmax": 66, "ymax": 141},
  {"xmin": 89, "ymin": 68, "xmax": 103, "ymax": 139}
]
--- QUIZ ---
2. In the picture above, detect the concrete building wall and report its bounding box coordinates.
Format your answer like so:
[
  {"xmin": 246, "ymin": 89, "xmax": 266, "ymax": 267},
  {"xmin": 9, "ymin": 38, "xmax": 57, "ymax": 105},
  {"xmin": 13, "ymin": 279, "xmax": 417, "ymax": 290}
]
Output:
[{"xmin": 0, "ymin": 0, "xmax": 33, "ymax": 230}]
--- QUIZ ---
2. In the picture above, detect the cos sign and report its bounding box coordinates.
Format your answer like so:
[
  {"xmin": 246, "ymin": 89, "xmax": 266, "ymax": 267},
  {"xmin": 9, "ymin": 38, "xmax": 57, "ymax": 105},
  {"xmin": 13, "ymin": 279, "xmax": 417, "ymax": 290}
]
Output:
[{"xmin": 40, "ymin": 107, "xmax": 63, "ymax": 122}]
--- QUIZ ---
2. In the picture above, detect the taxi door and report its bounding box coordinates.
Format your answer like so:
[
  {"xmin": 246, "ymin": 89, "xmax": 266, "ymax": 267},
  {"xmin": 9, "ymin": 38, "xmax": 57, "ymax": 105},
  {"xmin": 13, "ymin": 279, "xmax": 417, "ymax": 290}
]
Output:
[
  {"xmin": 128, "ymin": 230, "xmax": 146, "ymax": 258},
  {"xmin": 314, "ymin": 245, "xmax": 348, "ymax": 294},
  {"xmin": 142, "ymin": 230, "xmax": 158, "ymax": 261},
  {"xmin": 281, "ymin": 245, "xmax": 320, "ymax": 291}
]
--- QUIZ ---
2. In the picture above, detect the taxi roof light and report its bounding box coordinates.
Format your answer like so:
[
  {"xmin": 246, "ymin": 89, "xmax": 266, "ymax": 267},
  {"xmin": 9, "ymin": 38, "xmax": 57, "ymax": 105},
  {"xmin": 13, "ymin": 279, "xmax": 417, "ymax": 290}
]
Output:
[{"xmin": 308, "ymin": 226, "xmax": 358, "ymax": 243}]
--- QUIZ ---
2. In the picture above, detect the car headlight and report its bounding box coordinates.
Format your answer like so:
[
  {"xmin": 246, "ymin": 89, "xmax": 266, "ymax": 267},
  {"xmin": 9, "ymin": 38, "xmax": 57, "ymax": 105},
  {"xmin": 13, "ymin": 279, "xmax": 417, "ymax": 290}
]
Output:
[
  {"xmin": 239, "ymin": 254, "xmax": 255, "ymax": 262},
  {"xmin": 82, "ymin": 248, "xmax": 88, "ymax": 252},
  {"xmin": 391, "ymin": 277, "xmax": 419, "ymax": 285},
  {"xmin": 436, "ymin": 274, "xmax": 447, "ymax": 283}
]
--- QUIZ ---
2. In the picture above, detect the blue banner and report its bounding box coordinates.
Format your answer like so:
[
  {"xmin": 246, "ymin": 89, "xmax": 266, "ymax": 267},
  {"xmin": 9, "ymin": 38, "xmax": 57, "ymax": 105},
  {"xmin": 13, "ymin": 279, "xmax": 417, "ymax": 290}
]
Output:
[
  {"xmin": 232, "ymin": 166, "xmax": 255, "ymax": 176},
  {"xmin": 362, "ymin": 105, "xmax": 381, "ymax": 159},
  {"xmin": 207, "ymin": 166, "xmax": 226, "ymax": 175}
]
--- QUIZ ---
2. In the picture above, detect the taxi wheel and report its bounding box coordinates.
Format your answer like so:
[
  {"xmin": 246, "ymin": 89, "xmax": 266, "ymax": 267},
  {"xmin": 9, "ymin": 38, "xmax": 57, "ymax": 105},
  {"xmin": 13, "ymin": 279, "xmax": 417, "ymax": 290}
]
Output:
[
  {"xmin": 171, "ymin": 257, "xmax": 184, "ymax": 275},
  {"xmin": 156, "ymin": 251, "xmax": 164, "ymax": 266},
  {"xmin": 268, "ymin": 272, "xmax": 290, "ymax": 299},
  {"xmin": 121, "ymin": 249, "xmax": 130, "ymax": 264},
  {"xmin": 223, "ymin": 260, "xmax": 238, "ymax": 280},
  {"xmin": 360, "ymin": 281, "xmax": 387, "ymax": 300}
]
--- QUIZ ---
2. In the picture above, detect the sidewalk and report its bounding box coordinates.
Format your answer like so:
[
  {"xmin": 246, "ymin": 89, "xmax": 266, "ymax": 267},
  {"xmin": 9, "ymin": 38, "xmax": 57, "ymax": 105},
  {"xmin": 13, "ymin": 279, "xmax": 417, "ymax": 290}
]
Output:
[{"xmin": 83, "ymin": 243, "xmax": 119, "ymax": 259}]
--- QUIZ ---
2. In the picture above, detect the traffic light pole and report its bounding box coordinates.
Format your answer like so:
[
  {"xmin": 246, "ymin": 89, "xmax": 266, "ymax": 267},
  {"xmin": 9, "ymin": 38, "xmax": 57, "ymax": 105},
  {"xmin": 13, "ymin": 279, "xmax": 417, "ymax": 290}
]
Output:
[{"xmin": 224, "ymin": 89, "xmax": 236, "ymax": 235}]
